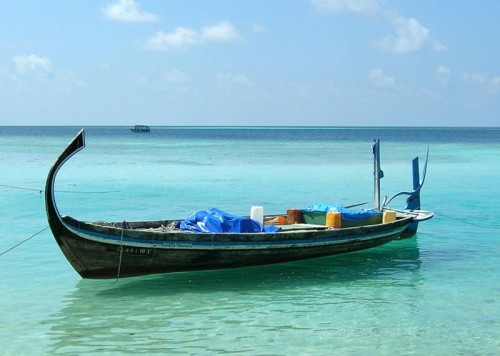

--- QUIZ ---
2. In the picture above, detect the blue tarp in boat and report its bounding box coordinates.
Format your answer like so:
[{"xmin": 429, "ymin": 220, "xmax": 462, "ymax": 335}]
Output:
[
  {"xmin": 178, "ymin": 207, "xmax": 280, "ymax": 233},
  {"xmin": 304, "ymin": 203, "xmax": 382, "ymax": 222}
]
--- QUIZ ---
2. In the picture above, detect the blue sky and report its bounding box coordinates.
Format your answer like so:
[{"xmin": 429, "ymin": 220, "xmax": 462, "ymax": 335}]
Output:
[{"xmin": 1, "ymin": 0, "xmax": 499, "ymax": 126}]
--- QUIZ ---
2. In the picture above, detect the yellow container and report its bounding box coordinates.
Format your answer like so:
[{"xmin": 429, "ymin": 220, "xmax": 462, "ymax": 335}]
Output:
[
  {"xmin": 383, "ymin": 210, "xmax": 397, "ymax": 223},
  {"xmin": 326, "ymin": 212, "xmax": 342, "ymax": 228}
]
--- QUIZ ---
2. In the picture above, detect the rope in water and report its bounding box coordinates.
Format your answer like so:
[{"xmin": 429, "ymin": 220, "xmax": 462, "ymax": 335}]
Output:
[
  {"xmin": 0, "ymin": 226, "xmax": 50, "ymax": 257},
  {"xmin": 0, "ymin": 184, "xmax": 42, "ymax": 193},
  {"xmin": 0, "ymin": 183, "xmax": 119, "ymax": 194},
  {"xmin": 435, "ymin": 211, "xmax": 500, "ymax": 230}
]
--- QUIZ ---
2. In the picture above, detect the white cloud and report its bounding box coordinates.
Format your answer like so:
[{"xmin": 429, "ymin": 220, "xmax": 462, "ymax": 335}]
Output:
[
  {"xmin": 436, "ymin": 66, "xmax": 451, "ymax": 85},
  {"xmin": 6, "ymin": 56, "xmax": 84, "ymax": 93},
  {"xmin": 13, "ymin": 54, "xmax": 52, "ymax": 75},
  {"xmin": 216, "ymin": 73, "xmax": 254, "ymax": 90},
  {"xmin": 146, "ymin": 22, "xmax": 241, "ymax": 51},
  {"xmin": 460, "ymin": 72, "xmax": 500, "ymax": 94},
  {"xmin": 492, "ymin": 77, "xmax": 500, "ymax": 94},
  {"xmin": 103, "ymin": 0, "xmax": 157, "ymax": 22},
  {"xmin": 201, "ymin": 22, "xmax": 241, "ymax": 42},
  {"xmin": 310, "ymin": 0, "xmax": 380, "ymax": 14},
  {"xmin": 251, "ymin": 23, "xmax": 266, "ymax": 33},
  {"xmin": 461, "ymin": 72, "xmax": 487, "ymax": 84},
  {"xmin": 377, "ymin": 16, "xmax": 445, "ymax": 53},
  {"xmin": 369, "ymin": 68, "xmax": 396, "ymax": 88},
  {"xmin": 128, "ymin": 72, "xmax": 148, "ymax": 87},
  {"xmin": 310, "ymin": 1, "xmax": 445, "ymax": 54},
  {"xmin": 166, "ymin": 69, "xmax": 188, "ymax": 83},
  {"xmin": 147, "ymin": 28, "xmax": 197, "ymax": 51},
  {"xmin": 56, "ymin": 70, "xmax": 86, "ymax": 88}
]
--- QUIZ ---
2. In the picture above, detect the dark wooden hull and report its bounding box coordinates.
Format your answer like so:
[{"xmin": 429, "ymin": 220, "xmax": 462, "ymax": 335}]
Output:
[
  {"xmin": 52, "ymin": 215, "xmax": 412, "ymax": 279},
  {"xmin": 45, "ymin": 130, "xmax": 425, "ymax": 279}
]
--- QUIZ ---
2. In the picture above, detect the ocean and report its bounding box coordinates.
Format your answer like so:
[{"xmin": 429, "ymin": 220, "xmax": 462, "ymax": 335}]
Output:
[{"xmin": 0, "ymin": 126, "xmax": 498, "ymax": 354}]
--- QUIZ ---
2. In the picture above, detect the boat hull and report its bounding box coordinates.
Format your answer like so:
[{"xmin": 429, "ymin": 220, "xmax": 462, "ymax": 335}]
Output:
[{"xmin": 52, "ymin": 216, "xmax": 412, "ymax": 279}]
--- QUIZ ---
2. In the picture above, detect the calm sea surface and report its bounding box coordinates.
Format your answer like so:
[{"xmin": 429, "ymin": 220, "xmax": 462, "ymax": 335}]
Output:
[{"xmin": 0, "ymin": 126, "xmax": 499, "ymax": 354}]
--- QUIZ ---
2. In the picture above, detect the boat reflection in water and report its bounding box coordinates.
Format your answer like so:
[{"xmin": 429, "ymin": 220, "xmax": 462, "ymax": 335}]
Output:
[{"xmin": 45, "ymin": 239, "xmax": 422, "ymax": 354}]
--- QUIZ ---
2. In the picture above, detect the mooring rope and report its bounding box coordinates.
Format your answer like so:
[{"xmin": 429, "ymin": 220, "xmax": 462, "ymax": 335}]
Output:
[
  {"xmin": 435, "ymin": 211, "xmax": 500, "ymax": 230},
  {"xmin": 0, "ymin": 184, "xmax": 43, "ymax": 193},
  {"xmin": 115, "ymin": 227, "xmax": 125, "ymax": 281},
  {"xmin": 0, "ymin": 183, "xmax": 119, "ymax": 194},
  {"xmin": 0, "ymin": 226, "xmax": 50, "ymax": 257}
]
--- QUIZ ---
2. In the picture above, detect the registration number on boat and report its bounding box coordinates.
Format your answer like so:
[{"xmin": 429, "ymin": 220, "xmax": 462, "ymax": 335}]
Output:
[{"xmin": 113, "ymin": 246, "xmax": 153, "ymax": 256}]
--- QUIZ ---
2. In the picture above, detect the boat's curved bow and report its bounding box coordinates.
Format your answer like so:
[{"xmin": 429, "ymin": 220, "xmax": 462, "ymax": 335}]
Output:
[{"xmin": 45, "ymin": 129, "xmax": 85, "ymax": 251}]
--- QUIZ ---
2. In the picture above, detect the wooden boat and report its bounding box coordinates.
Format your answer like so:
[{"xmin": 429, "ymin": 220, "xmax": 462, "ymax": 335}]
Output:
[
  {"xmin": 45, "ymin": 130, "xmax": 433, "ymax": 279},
  {"xmin": 130, "ymin": 125, "xmax": 150, "ymax": 132}
]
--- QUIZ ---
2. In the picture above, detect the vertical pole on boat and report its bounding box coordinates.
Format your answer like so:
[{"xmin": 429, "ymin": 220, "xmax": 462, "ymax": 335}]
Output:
[
  {"xmin": 406, "ymin": 156, "xmax": 421, "ymax": 210},
  {"xmin": 412, "ymin": 157, "xmax": 421, "ymax": 197},
  {"xmin": 373, "ymin": 139, "xmax": 382, "ymax": 211},
  {"xmin": 402, "ymin": 156, "xmax": 422, "ymax": 238}
]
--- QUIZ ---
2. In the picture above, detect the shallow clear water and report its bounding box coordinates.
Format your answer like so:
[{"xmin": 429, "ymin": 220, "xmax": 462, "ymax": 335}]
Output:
[{"xmin": 0, "ymin": 127, "xmax": 499, "ymax": 354}]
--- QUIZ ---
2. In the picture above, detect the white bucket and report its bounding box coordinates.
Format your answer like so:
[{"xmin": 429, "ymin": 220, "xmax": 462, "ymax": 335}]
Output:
[{"xmin": 250, "ymin": 206, "xmax": 264, "ymax": 225}]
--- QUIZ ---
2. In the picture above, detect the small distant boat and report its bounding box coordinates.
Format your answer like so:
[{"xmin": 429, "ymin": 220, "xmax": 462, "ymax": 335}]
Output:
[
  {"xmin": 130, "ymin": 125, "xmax": 150, "ymax": 133},
  {"xmin": 45, "ymin": 130, "xmax": 433, "ymax": 279}
]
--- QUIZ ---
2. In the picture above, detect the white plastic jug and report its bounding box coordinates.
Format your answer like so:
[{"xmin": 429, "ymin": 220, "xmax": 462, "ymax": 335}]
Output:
[{"xmin": 250, "ymin": 206, "xmax": 264, "ymax": 225}]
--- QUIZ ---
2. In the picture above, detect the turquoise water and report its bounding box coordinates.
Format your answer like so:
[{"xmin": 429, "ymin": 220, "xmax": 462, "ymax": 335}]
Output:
[{"xmin": 0, "ymin": 127, "xmax": 499, "ymax": 354}]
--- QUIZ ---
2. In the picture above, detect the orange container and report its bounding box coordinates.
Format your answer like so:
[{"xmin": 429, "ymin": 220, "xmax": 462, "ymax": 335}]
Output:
[{"xmin": 326, "ymin": 212, "xmax": 342, "ymax": 228}]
